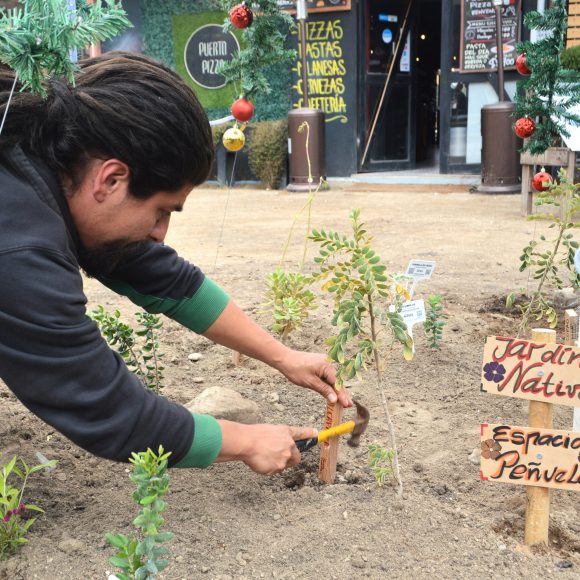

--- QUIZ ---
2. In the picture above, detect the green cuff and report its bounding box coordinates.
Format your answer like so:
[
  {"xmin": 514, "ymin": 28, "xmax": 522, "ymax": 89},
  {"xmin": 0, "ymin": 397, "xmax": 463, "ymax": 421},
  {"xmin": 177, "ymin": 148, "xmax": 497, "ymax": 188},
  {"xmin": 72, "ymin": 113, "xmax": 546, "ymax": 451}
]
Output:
[
  {"xmin": 174, "ymin": 413, "xmax": 222, "ymax": 468},
  {"xmin": 99, "ymin": 276, "xmax": 229, "ymax": 334},
  {"xmin": 169, "ymin": 277, "xmax": 230, "ymax": 333}
]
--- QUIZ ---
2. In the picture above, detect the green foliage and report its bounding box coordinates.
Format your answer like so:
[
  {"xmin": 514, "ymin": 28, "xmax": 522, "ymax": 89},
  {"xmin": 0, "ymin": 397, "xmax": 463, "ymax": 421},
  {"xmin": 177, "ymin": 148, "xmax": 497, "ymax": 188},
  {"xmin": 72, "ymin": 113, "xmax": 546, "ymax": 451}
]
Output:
[
  {"xmin": 508, "ymin": 170, "xmax": 580, "ymax": 333},
  {"xmin": 0, "ymin": 0, "xmax": 131, "ymax": 97},
  {"xmin": 218, "ymin": 0, "xmax": 296, "ymax": 100},
  {"xmin": 423, "ymin": 295, "xmax": 447, "ymax": 350},
  {"xmin": 561, "ymin": 45, "xmax": 580, "ymax": 71},
  {"xmin": 515, "ymin": 0, "xmax": 580, "ymax": 154},
  {"xmin": 89, "ymin": 306, "xmax": 165, "ymax": 393},
  {"xmin": 106, "ymin": 446, "xmax": 173, "ymax": 580},
  {"xmin": 248, "ymin": 120, "xmax": 288, "ymax": 189},
  {"xmin": 309, "ymin": 208, "xmax": 413, "ymax": 389},
  {"xmin": 368, "ymin": 443, "xmax": 395, "ymax": 487},
  {"xmin": 139, "ymin": 0, "xmax": 291, "ymax": 122},
  {"xmin": 0, "ymin": 455, "xmax": 58, "ymax": 560},
  {"xmin": 264, "ymin": 268, "xmax": 316, "ymax": 342}
]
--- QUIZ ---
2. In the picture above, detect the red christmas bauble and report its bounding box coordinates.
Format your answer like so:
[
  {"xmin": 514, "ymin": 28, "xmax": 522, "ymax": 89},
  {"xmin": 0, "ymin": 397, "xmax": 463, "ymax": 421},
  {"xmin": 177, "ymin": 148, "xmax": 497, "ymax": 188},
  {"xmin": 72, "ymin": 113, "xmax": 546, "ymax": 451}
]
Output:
[
  {"xmin": 229, "ymin": 3, "xmax": 253, "ymax": 29},
  {"xmin": 532, "ymin": 170, "xmax": 553, "ymax": 192},
  {"xmin": 516, "ymin": 53, "xmax": 531, "ymax": 76},
  {"xmin": 514, "ymin": 117, "xmax": 535, "ymax": 139},
  {"xmin": 231, "ymin": 97, "xmax": 254, "ymax": 122}
]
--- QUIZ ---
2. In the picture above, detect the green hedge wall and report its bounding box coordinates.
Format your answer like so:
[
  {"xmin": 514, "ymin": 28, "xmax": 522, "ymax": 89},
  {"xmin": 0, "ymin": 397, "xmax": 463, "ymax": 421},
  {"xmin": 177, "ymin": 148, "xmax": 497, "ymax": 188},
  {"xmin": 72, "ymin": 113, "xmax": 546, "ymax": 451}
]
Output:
[{"xmin": 139, "ymin": 0, "xmax": 292, "ymax": 121}]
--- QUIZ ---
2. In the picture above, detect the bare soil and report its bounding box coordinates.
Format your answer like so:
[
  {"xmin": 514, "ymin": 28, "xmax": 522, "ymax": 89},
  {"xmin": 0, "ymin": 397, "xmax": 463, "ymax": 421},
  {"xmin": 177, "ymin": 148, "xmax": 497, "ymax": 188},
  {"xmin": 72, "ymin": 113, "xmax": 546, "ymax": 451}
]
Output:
[{"xmin": 1, "ymin": 183, "xmax": 579, "ymax": 580}]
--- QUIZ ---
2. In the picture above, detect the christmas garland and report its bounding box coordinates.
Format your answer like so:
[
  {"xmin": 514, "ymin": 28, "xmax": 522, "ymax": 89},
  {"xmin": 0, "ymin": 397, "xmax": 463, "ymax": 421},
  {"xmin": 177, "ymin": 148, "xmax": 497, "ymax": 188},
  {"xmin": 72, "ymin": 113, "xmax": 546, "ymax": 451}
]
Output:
[
  {"xmin": 513, "ymin": 0, "xmax": 580, "ymax": 155},
  {"xmin": 0, "ymin": 0, "xmax": 131, "ymax": 98},
  {"xmin": 217, "ymin": 0, "xmax": 296, "ymax": 151}
]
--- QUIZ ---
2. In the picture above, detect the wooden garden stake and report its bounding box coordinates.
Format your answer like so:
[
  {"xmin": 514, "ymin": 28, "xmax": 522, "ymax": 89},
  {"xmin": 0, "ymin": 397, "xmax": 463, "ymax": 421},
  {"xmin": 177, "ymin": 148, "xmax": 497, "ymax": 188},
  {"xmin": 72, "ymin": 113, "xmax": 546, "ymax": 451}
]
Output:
[
  {"xmin": 318, "ymin": 401, "xmax": 343, "ymax": 483},
  {"xmin": 563, "ymin": 309, "xmax": 578, "ymax": 346},
  {"xmin": 524, "ymin": 328, "xmax": 555, "ymax": 547}
]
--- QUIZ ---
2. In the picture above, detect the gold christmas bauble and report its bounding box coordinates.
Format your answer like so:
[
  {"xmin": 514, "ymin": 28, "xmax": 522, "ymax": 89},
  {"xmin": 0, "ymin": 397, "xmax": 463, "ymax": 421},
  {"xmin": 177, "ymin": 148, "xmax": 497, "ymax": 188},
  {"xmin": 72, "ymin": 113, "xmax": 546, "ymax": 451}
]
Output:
[{"xmin": 222, "ymin": 127, "xmax": 245, "ymax": 152}]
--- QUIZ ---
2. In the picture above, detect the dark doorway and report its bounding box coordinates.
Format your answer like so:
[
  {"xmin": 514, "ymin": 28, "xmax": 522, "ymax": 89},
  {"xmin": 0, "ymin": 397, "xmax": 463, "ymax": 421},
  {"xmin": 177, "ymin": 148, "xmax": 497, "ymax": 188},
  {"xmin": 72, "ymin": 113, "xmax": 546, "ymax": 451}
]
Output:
[
  {"xmin": 414, "ymin": 0, "xmax": 442, "ymax": 168},
  {"xmin": 358, "ymin": 0, "xmax": 442, "ymax": 172}
]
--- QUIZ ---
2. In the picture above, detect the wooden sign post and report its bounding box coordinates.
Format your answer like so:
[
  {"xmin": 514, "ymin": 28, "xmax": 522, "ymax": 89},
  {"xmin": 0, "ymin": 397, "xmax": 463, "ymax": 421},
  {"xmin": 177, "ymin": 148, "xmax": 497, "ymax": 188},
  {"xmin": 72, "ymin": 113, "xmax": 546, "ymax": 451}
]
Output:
[
  {"xmin": 479, "ymin": 330, "xmax": 580, "ymax": 546},
  {"xmin": 524, "ymin": 329, "xmax": 555, "ymax": 546},
  {"xmin": 318, "ymin": 401, "xmax": 343, "ymax": 483}
]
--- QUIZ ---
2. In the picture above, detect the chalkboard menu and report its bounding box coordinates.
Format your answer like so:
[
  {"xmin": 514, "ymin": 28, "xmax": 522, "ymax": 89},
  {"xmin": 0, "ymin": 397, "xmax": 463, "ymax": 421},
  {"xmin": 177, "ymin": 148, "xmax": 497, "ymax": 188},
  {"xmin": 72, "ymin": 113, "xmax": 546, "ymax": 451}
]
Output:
[
  {"xmin": 460, "ymin": 0, "xmax": 522, "ymax": 73},
  {"xmin": 278, "ymin": 0, "xmax": 351, "ymax": 14},
  {"xmin": 290, "ymin": 10, "xmax": 357, "ymax": 176}
]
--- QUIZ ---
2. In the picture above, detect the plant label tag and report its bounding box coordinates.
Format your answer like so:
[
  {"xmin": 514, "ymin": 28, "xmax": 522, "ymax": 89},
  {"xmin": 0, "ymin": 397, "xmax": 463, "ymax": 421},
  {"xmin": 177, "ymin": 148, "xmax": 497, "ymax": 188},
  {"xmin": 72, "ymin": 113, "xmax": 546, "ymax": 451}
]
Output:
[
  {"xmin": 401, "ymin": 300, "xmax": 426, "ymax": 334},
  {"xmin": 406, "ymin": 260, "xmax": 436, "ymax": 279}
]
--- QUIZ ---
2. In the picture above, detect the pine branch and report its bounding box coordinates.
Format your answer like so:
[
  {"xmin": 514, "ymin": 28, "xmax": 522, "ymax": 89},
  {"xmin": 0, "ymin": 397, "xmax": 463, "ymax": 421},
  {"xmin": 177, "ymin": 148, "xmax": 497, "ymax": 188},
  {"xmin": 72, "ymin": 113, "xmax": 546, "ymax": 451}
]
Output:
[
  {"xmin": 218, "ymin": 0, "xmax": 296, "ymax": 99},
  {"xmin": 0, "ymin": 0, "xmax": 131, "ymax": 97},
  {"xmin": 514, "ymin": 0, "xmax": 579, "ymax": 154}
]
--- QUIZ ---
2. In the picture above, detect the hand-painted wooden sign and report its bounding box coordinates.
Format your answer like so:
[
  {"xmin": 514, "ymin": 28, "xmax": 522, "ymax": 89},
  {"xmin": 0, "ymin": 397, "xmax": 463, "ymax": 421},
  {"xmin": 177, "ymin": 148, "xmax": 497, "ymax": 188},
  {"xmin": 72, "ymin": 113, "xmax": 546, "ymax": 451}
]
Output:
[
  {"xmin": 481, "ymin": 336, "xmax": 580, "ymax": 408},
  {"xmin": 480, "ymin": 423, "xmax": 580, "ymax": 491}
]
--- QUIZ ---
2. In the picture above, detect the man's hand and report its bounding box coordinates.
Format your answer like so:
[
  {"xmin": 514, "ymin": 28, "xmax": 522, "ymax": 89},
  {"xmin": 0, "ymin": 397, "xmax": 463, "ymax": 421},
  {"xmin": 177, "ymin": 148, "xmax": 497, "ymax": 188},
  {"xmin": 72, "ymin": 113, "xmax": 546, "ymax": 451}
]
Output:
[
  {"xmin": 276, "ymin": 350, "xmax": 353, "ymax": 408},
  {"xmin": 215, "ymin": 421, "xmax": 318, "ymax": 475}
]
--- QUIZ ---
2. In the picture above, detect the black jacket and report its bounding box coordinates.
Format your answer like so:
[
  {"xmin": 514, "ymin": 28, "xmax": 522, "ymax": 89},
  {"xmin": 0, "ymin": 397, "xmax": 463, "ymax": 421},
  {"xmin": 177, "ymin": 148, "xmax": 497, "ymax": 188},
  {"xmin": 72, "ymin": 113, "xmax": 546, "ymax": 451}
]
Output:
[{"xmin": 0, "ymin": 146, "xmax": 228, "ymax": 464}]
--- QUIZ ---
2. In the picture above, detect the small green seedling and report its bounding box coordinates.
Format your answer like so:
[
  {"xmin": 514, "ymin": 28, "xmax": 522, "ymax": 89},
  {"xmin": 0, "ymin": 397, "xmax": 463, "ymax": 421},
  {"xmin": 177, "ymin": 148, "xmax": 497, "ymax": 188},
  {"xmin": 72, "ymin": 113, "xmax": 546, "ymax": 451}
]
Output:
[
  {"xmin": 507, "ymin": 170, "xmax": 580, "ymax": 334},
  {"xmin": 309, "ymin": 208, "xmax": 413, "ymax": 495},
  {"xmin": 90, "ymin": 307, "xmax": 165, "ymax": 393},
  {"xmin": 0, "ymin": 455, "xmax": 58, "ymax": 560},
  {"xmin": 423, "ymin": 295, "xmax": 447, "ymax": 349},
  {"xmin": 106, "ymin": 446, "xmax": 173, "ymax": 580},
  {"xmin": 368, "ymin": 443, "xmax": 395, "ymax": 487}
]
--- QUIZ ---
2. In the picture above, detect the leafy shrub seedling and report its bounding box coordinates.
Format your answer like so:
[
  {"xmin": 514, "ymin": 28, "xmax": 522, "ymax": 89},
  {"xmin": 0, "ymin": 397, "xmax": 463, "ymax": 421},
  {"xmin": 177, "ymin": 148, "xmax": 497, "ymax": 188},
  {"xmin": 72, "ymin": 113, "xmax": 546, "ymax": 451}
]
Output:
[
  {"xmin": 106, "ymin": 447, "xmax": 173, "ymax": 580},
  {"xmin": 423, "ymin": 295, "xmax": 447, "ymax": 349},
  {"xmin": 90, "ymin": 307, "xmax": 165, "ymax": 393},
  {"xmin": 309, "ymin": 208, "xmax": 413, "ymax": 495},
  {"xmin": 263, "ymin": 123, "xmax": 324, "ymax": 342},
  {"xmin": 264, "ymin": 269, "xmax": 316, "ymax": 342},
  {"xmin": 507, "ymin": 170, "xmax": 580, "ymax": 333},
  {"xmin": 0, "ymin": 455, "xmax": 58, "ymax": 560}
]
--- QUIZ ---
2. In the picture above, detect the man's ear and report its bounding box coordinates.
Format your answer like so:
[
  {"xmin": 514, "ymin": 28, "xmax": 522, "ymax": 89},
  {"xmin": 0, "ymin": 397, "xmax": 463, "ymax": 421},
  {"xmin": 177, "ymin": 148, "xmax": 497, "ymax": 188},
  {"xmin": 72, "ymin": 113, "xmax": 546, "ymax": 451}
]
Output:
[{"xmin": 92, "ymin": 159, "xmax": 131, "ymax": 203}]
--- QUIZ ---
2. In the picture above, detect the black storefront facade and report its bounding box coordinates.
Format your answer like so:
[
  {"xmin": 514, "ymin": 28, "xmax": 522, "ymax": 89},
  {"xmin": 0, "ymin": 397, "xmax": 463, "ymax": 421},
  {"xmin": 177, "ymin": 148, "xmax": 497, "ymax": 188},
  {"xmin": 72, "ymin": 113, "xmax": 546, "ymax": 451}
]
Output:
[
  {"xmin": 283, "ymin": 0, "xmax": 539, "ymax": 177},
  {"xmin": 79, "ymin": 0, "xmax": 543, "ymax": 178}
]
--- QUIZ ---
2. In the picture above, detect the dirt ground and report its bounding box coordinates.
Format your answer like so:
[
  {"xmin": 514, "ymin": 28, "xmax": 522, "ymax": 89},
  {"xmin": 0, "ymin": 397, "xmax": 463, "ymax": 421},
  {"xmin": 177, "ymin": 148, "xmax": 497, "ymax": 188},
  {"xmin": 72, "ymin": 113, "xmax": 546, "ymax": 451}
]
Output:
[{"xmin": 1, "ymin": 182, "xmax": 579, "ymax": 580}]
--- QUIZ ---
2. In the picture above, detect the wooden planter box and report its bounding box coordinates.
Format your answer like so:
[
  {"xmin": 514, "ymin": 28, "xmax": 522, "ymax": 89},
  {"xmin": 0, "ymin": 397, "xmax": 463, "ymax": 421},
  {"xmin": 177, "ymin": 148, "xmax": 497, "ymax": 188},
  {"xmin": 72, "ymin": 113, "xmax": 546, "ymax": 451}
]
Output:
[{"xmin": 520, "ymin": 146, "xmax": 577, "ymax": 216}]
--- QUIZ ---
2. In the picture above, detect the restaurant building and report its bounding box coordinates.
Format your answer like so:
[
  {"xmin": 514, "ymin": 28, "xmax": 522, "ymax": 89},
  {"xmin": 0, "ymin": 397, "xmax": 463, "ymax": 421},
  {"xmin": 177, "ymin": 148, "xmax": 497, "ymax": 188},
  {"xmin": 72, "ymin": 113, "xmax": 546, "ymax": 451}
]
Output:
[{"xmin": 4, "ymin": 0, "xmax": 577, "ymax": 178}]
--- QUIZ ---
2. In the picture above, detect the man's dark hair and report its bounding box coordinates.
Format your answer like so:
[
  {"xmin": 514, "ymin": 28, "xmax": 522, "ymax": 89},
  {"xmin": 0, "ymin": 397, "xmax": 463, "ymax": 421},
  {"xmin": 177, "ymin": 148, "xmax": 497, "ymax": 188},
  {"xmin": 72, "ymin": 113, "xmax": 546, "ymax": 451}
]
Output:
[{"xmin": 0, "ymin": 52, "xmax": 214, "ymax": 197}]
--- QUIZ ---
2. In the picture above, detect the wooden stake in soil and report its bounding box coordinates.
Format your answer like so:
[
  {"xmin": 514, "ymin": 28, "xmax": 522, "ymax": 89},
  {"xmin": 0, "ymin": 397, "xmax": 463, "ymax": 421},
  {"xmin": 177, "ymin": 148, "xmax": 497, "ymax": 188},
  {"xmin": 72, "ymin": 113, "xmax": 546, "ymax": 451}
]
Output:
[
  {"xmin": 318, "ymin": 401, "xmax": 343, "ymax": 483},
  {"xmin": 563, "ymin": 309, "xmax": 578, "ymax": 346},
  {"xmin": 524, "ymin": 328, "xmax": 556, "ymax": 547}
]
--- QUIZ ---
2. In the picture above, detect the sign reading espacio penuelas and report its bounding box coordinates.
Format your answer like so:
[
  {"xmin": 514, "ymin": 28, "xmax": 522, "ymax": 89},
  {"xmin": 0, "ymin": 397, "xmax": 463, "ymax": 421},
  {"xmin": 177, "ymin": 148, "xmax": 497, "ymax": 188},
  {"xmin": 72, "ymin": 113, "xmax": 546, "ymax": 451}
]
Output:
[{"xmin": 184, "ymin": 24, "xmax": 240, "ymax": 89}]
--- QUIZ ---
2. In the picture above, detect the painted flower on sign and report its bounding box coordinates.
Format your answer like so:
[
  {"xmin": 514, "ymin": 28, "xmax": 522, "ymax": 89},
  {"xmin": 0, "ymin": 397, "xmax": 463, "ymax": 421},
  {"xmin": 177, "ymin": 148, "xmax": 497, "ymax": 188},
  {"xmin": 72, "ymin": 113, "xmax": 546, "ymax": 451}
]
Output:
[
  {"xmin": 481, "ymin": 439, "xmax": 502, "ymax": 460},
  {"xmin": 483, "ymin": 361, "xmax": 506, "ymax": 383}
]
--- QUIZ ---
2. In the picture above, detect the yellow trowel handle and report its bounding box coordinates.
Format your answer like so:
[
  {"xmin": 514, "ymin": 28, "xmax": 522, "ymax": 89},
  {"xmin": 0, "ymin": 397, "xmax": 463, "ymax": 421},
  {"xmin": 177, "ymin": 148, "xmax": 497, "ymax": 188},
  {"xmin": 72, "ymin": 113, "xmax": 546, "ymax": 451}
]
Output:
[
  {"xmin": 317, "ymin": 420, "xmax": 356, "ymax": 443},
  {"xmin": 295, "ymin": 420, "xmax": 356, "ymax": 451}
]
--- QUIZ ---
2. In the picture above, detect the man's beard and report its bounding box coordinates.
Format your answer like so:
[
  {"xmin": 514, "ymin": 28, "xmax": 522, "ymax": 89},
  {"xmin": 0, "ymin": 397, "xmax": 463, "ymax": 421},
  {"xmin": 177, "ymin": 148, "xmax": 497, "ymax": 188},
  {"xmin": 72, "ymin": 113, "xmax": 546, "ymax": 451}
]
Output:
[{"xmin": 78, "ymin": 239, "xmax": 148, "ymax": 278}]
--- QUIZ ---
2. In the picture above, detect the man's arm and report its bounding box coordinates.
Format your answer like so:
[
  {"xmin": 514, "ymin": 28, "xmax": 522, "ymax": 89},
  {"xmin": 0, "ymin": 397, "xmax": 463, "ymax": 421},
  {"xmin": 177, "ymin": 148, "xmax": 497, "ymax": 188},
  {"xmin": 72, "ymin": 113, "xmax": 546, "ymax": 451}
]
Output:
[
  {"xmin": 103, "ymin": 242, "xmax": 351, "ymax": 407},
  {"xmin": 203, "ymin": 300, "xmax": 352, "ymax": 408}
]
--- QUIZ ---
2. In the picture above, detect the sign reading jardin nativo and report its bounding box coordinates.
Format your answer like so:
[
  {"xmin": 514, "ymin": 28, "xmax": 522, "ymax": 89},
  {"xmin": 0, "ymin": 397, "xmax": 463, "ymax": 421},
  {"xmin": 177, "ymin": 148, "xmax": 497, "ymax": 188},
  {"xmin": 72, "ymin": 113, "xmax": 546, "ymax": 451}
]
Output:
[
  {"xmin": 184, "ymin": 24, "xmax": 240, "ymax": 89},
  {"xmin": 480, "ymin": 423, "xmax": 580, "ymax": 490},
  {"xmin": 460, "ymin": 0, "xmax": 521, "ymax": 73},
  {"xmin": 481, "ymin": 336, "xmax": 580, "ymax": 407}
]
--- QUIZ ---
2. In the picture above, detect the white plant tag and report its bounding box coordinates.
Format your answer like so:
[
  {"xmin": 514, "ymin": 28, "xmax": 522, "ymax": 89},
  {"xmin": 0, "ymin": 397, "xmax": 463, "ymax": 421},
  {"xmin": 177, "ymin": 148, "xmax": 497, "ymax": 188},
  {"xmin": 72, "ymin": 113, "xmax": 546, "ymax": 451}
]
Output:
[
  {"xmin": 406, "ymin": 260, "xmax": 436, "ymax": 279},
  {"xmin": 400, "ymin": 300, "xmax": 426, "ymax": 337}
]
